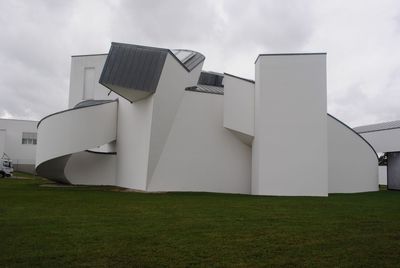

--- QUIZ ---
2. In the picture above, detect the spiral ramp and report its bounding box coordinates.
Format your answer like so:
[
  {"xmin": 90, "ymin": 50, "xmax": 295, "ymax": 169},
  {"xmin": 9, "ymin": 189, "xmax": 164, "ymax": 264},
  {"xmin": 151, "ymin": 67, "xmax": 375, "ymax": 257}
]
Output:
[{"xmin": 35, "ymin": 100, "xmax": 118, "ymax": 184}]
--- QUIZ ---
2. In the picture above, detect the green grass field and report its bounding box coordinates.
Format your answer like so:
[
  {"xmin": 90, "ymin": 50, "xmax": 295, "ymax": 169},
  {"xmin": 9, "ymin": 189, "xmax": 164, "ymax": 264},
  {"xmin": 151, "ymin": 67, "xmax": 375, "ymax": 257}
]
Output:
[{"xmin": 1, "ymin": 173, "xmax": 400, "ymax": 267}]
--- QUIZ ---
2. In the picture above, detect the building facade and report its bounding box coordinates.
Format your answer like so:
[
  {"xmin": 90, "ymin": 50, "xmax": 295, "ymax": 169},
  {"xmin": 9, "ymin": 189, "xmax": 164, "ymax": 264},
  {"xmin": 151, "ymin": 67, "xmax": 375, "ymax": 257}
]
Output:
[
  {"xmin": 35, "ymin": 42, "xmax": 379, "ymax": 196},
  {"xmin": 0, "ymin": 118, "xmax": 38, "ymax": 173}
]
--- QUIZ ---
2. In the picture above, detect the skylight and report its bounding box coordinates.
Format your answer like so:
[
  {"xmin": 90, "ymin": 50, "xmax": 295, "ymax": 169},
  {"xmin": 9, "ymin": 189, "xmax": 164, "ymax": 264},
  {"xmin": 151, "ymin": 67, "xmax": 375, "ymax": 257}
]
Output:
[{"xmin": 172, "ymin": 50, "xmax": 195, "ymax": 63}]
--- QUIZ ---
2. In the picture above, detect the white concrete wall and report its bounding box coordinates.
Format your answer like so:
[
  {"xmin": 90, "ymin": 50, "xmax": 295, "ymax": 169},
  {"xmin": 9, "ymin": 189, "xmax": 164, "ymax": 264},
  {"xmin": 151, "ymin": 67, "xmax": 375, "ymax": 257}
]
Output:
[
  {"xmin": 360, "ymin": 128, "xmax": 400, "ymax": 153},
  {"xmin": 68, "ymin": 55, "xmax": 118, "ymax": 108},
  {"xmin": 0, "ymin": 119, "xmax": 37, "ymax": 165},
  {"xmin": 147, "ymin": 54, "xmax": 203, "ymax": 184},
  {"xmin": 252, "ymin": 54, "xmax": 328, "ymax": 196},
  {"xmin": 65, "ymin": 151, "xmax": 116, "ymax": 186},
  {"xmin": 115, "ymin": 53, "xmax": 203, "ymax": 190},
  {"xmin": 36, "ymin": 102, "xmax": 118, "ymax": 168},
  {"xmin": 379, "ymin": 166, "xmax": 387, "ymax": 185},
  {"xmin": 115, "ymin": 97, "xmax": 153, "ymax": 190},
  {"xmin": 223, "ymin": 75, "xmax": 255, "ymax": 138},
  {"xmin": 327, "ymin": 115, "xmax": 378, "ymax": 193},
  {"xmin": 148, "ymin": 91, "xmax": 252, "ymax": 194}
]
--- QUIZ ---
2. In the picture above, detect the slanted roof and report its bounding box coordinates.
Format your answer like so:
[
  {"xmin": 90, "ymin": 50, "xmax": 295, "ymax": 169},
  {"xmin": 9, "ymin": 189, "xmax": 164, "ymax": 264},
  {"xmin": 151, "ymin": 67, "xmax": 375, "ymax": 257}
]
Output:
[
  {"xmin": 185, "ymin": 71, "xmax": 224, "ymax": 95},
  {"xmin": 354, "ymin": 120, "xmax": 400, "ymax": 133},
  {"xmin": 99, "ymin": 43, "xmax": 169, "ymax": 102},
  {"xmin": 185, "ymin": 71, "xmax": 254, "ymax": 96},
  {"xmin": 171, "ymin": 49, "xmax": 205, "ymax": 71},
  {"xmin": 99, "ymin": 42, "xmax": 205, "ymax": 102},
  {"xmin": 74, "ymin": 99, "xmax": 115, "ymax": 109},
  {"xmin": 186, "ymin": 85, "xmax": 224, "ymax": 95},
  {"xmin": 197, "ymin": 71, "xmax": 224, "ymax": 87}
]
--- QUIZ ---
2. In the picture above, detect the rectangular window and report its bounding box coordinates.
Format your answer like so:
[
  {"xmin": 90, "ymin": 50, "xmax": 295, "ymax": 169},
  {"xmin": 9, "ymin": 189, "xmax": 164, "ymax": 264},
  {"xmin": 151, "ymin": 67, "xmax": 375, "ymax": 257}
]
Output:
[
  {"xmin": 22, "ymin": 132, "xmax": 37, "ymax": 145},
  {"xmin": 83, "ymin": 67, "xmax": 95, "ymax": 100}
]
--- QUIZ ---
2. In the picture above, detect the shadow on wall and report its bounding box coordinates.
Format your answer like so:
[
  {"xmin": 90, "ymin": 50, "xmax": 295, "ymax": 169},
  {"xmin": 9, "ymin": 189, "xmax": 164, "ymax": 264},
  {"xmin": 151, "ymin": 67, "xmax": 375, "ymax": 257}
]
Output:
[{"xmin": 13, "ymin": 164, "xmax": 36, "ymax": 174}]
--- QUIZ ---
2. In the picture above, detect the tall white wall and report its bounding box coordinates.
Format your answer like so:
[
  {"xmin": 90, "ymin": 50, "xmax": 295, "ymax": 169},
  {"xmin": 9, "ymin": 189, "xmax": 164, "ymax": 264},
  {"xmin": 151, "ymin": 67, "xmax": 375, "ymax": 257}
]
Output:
[
  {"xmin": 147, "ymin": 54, "xmax": 203, "ymax": 184},
  {"xmin": 0, "ymin": 119, "xmax": 37, "ymax": 166},
  {"xmin": 359, "ymin": 128, "xmax": 400, "ymax": 153},
  {"xmin": 252, "ymin": 54, "xmax": 328, "ymax": 196},
  {"xmin": 223, "ymin": 75, "xmax": 255, "ymax": 138},
  {"xmin": 68, "ymin": 55, "xmax": 118, "ymax": 108},
  {"xmin": 327, "ymin": 116, "xmax": 378, "ymax": 193},
  {"xmin": 115, "ymin": 97, "xmax": 153, "ymax": 190},
  {"xmin": 148, "ymin": 91, "xmax": 252, "ymax": 194},
  {"xmin": 115, "ymin": 54, "xmax": 203, "ymax": 190}
]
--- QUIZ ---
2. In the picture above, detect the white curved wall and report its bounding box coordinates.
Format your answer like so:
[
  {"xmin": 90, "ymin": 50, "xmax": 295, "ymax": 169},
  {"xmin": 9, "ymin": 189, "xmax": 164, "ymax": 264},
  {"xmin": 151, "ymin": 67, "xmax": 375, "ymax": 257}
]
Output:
[
  {"xmin": 328, "ymin": 116, "xmax": 378, "ymax": 193},
  {"xmin": 64, "ymin": 151, "xmax": 116, "ymax": 186},
  {"xmin": 36, "ymin": 101, "xmax": 118, "ymax": 168},
  {"xmin": 147, "ymin": 91, "xmax": 251, "ymax": 194}
]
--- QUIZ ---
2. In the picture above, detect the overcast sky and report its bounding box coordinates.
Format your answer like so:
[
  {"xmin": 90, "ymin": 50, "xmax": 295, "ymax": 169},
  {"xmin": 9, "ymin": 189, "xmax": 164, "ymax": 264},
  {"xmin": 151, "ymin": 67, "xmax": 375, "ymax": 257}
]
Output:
[{"xmin": 1, "ymin": 0, "xmax": 400, "ymax": 127}]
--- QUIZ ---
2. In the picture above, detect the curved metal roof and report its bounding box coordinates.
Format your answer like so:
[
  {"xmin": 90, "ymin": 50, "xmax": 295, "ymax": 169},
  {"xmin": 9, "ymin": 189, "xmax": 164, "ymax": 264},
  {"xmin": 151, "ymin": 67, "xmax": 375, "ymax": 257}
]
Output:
[{"xmin": 353, "ymin": 120, "xmax": 400, "ymax": 134}]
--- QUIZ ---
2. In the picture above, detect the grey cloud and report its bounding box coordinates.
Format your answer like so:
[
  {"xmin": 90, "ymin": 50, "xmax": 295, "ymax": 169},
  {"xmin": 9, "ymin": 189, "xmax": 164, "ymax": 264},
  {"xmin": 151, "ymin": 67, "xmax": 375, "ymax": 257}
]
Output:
[
  {"xmin": 1, "ymin": 0, "xmax": 400, "ymax": 128},
  {"xmin": 221, "ymin": 1, "xmax": 316, "ymax": 52}
]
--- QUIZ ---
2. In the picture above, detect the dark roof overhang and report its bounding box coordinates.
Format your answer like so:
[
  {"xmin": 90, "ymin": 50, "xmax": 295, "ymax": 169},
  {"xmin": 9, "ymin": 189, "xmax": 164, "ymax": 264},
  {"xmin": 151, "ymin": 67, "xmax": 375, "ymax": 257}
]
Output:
[{"xmin": 99, "ymin": 42, "xmax": 205, "ymax": 103}]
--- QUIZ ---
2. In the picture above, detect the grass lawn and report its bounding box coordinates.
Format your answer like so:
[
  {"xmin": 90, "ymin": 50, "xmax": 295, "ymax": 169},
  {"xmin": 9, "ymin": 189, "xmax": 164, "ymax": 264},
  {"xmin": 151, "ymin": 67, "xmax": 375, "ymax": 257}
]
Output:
[{"xmin": 1, "ymin": 173, "xmax": 400, "ymax": 267}]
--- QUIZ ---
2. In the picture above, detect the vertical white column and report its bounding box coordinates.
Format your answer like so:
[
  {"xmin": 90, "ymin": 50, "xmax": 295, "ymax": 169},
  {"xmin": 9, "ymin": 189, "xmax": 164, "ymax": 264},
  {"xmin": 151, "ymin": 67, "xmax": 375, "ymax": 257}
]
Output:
[
  {"xmin": 115, "ymin": 97, "xmax": 154, "ymax": 190},
  {"xmin": 252, "ymin": 54, "xmax": 328, "ymax": 196}
]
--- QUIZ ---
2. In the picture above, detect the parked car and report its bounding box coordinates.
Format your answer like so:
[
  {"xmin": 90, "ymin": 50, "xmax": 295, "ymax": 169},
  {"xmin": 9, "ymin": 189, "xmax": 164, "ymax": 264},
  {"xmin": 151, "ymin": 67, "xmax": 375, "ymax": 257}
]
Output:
[{"xmin": 0, "ymin": 156, "xmax": 13, "ymax": 177}]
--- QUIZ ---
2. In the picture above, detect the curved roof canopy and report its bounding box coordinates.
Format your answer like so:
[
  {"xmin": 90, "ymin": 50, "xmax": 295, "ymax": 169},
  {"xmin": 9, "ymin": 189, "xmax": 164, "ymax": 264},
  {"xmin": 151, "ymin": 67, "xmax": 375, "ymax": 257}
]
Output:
[{"xmin": 354, "ymin": 120, "xmax": 400, "ymax": 133}]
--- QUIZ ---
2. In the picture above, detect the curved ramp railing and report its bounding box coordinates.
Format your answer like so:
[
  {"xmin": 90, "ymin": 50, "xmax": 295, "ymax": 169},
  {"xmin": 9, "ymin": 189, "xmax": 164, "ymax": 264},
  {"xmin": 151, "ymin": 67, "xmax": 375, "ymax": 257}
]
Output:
[{"xmin": 36, "ymin": 100, "xmax": 118, "ymax": 183}]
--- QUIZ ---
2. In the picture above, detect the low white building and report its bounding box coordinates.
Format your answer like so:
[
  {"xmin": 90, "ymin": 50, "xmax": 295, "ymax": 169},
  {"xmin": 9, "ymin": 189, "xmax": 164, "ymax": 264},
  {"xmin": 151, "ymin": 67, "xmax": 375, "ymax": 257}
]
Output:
[
  {"xmin": 0, "ymin": 118, "xmax": 38, "ymax": 173},
  {"xmin": 35, "ymin": 42, "xmax": 379, "ymax": 196}
]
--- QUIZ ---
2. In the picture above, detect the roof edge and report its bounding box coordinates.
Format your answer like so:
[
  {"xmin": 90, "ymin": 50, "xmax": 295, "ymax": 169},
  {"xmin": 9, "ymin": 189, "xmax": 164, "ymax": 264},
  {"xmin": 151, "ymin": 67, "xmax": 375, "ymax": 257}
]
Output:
[
  {"xmin": 224, "ymin": 72, "xmax": 255, "ymax": 84},
  {"xmin": 37, "ymin": 99, "xmax": 118, "ymax": 128},
  {"xmin": 355, "ymin": 126, "xmax": 400, "ymax": 134},
  {"xmin": 0, "ymin": 118, "xmax": 38, "ymax": 123},
  {"xmin": 71, "ymin": 53, "xmax": 108, "ymax": 58},
  {"xmin": 110, "ymin": 42, "xmax": 205, "ymax": 73},
  {"xmin": 255, "ymin": 52, "xmax": 327, "ymax": 64}
]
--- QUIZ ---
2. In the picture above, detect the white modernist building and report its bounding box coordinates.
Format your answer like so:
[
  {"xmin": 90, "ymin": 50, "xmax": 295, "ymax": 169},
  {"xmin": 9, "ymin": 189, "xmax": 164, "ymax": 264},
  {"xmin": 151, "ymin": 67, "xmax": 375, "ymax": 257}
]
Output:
[
  {"xmin": 36, "ymin": 42, "xmax": 379, "ymax": 196},
  {"xmin": 0, "ymin": 118, "xmax": 38, "ymax": 173},
  {"xmin": 354, "ymin": 121, "xmax": 400, "ymax": 189}
]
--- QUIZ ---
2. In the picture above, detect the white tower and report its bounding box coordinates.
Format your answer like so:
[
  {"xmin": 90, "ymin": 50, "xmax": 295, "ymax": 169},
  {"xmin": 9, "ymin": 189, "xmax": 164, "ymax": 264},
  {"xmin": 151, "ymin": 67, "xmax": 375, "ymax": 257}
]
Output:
[{"xmin": 252, "ymin": 53, "xmax": 328, "ymax": 196}]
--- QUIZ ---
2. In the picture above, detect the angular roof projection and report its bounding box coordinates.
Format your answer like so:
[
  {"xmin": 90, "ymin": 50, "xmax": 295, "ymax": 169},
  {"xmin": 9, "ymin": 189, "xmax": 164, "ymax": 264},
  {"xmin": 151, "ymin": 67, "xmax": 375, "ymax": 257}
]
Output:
[
  {"xmin": 171, "ymin": 49, "xmax": 206, "ymax": 71},
  {"xmin": 354, "ymin": 120, "xmax": 400, "ymax": 133},
  {"xmin": 99, "ymin": 42, "xmax": 205, "ymax": 102}
]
